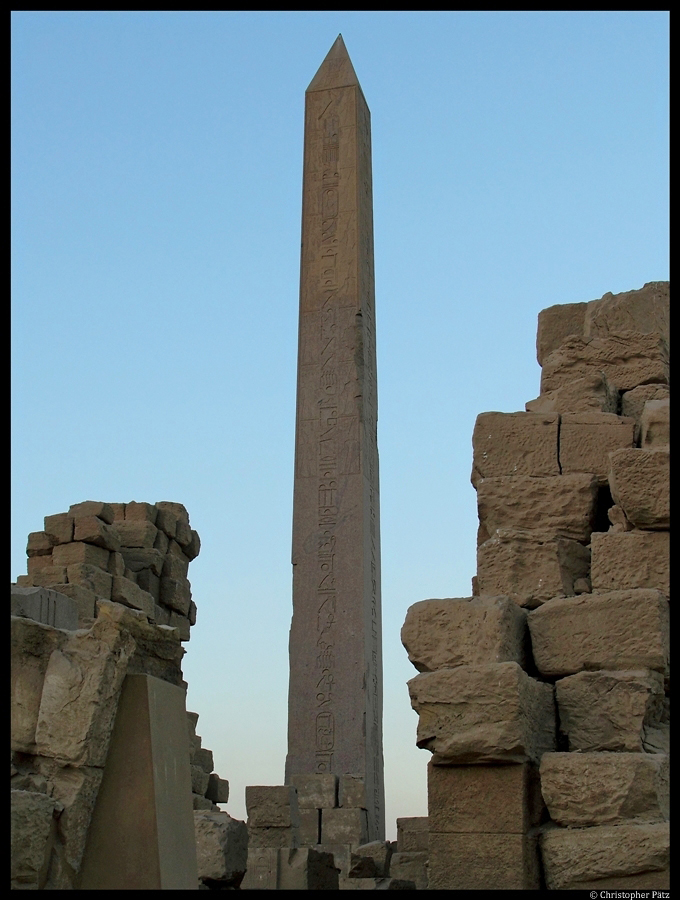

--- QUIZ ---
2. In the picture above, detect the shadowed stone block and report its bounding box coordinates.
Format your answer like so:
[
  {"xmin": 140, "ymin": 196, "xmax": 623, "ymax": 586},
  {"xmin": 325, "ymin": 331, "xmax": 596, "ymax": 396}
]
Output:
[
  {"xmin": 621, "ymin": 384, "xmax": 669, "ymax": 440},
  {"xmin": 471, "ymin": 412, "xmax": 560, "ymax": 487},
  {"xmin": 116, "ymin": 520, "xmax": 158, "ymax": 549},
  {"xmin": 27, "ymin": 530, "xmax": 56, "ymax": 556},
  {"xmin": 66, "ymin": 563, "xmax": 113, "ymax": 600},
  {"xmin": 69, "ymin": 501, "xmax": 115, "ymax": 524},
  {"xmin": 246, "ymin": 785, "xmax": 299, "ymax": 828},
  {"xmin": 241, "ymin": 847, "xmax": 279, "ymax": 889},
  {"xmin": 194, "ymin": 810, "xmax": 247, "ymax": 886},
  {"xmin": 429, "ymin": 832, "xmax": 539, "ymax": 890},
  {"xmin": 396, "ymin": 817, "xmax": 428, "ymax": 853},
  {"xmin": 608, "ymin": 448, "xmax": 670, "ymax": 529},
  {"xmin": 11, "ymin": 790, "xmax": 59, "ymax": 890},
  {"xmin": 279, "ymin": 847, "xmax": 339, "ymax": 890},
  {"xmin": 390, "ymin": 852, "xmax": 428, "ymax": 890},
  {"xmin": 641, "ymin": 398, "xmax": 670, "ymax": 447},
  {"xmin": 44, "ymin": 512, "xmax": 74, "ymax": 544},
  {"xmin": 348, "ymin": 841, "xmax": 392, "ymax": 877},
  {"xmin": 11, "ymin": 584, "xmax": 78, "ymax": 631},
  {"xmin": 206, "ymin": 774, "xmax": 229, "ymax": 804},
  {"xmin": 52, "ymin": 541, "xmax": 110, "ymax": 570},
  {"xmin": 591, "ymin": 531, "xmax": 669, "ymax": 595},
  {"xmin": 79, "ymin": 674, "xmax": 198, "ymax": 889},
  {"xmin": 73, "ymin": 515, "xmax": 121, "ymax": 551},
  {"xmin": 559, "ymin": 412, "xmax": 635, "ymax": 482}
]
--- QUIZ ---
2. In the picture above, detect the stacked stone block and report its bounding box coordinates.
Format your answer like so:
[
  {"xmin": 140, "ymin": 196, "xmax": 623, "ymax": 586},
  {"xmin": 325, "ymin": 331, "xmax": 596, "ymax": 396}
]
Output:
[
  {"xmin": 403, "ymin": 282, "xmax": 669, "ymax": 889},
  {"xmin": 389, "ymin": 817, "xmax": 428, "ymax": 889},
  {"xmin": 19, "ymin": 500, "xmax": 200, "ymax": 640}
]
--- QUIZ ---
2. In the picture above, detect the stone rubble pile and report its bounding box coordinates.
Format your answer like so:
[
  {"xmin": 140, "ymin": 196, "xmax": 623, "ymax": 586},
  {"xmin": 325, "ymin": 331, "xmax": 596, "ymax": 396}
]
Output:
[
  {"xmin": 18, "ymin": 500, "xmax": 201, "ymax": 640},
  {"xmin": 402, "ymin": 282, "xmax": 670, "ymax": 890}
]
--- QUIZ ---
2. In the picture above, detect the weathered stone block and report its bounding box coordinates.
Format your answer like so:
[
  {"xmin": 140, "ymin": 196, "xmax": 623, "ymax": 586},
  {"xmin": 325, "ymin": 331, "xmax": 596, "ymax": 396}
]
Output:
[
  {"xmin": 540, "ymin": 752, "xmax": 668, "ymax": 827},
  {"xmin": 193, "ymin": 747, "xmax": 214, "ymax": 774},
  {"xmin": 191, "ymin": 765, "xmax": 210, "ymax": 796},
  {"xmin": 162, "ymin": 549, "xmax": 190, "ymax": 580},
  {"xmin": 69, "ymin": 501, "xmax": 115, "ymax": 524},
  {"xmin": 541, "ymin": 332, "xmax": 669, "ymax": 394},
  {"xmin": 540, "ymin": 822, "xmax": 669, "ymax": 890},
  {"xmin": 401, "ymin": 595, "xmax": 527, "ymax": 673},
  {"xmin": 206, "ymin": 774, "xmax": 229, "ymax": 804},
  {"xmin": 124, "ymin": 501, "xmax": 158, "ymax": 524},
  {"xmin": 51, "ymin": 582, "xmax": 97, "ymax": 621},
  {"xmin": 107, "ymin": 550, "xmax": 125, "ymax": 577},
  {"xmin": 241, "ymin": 847, "xmax": 279, "ymax": 889},
  {"xmin": 471, "ymin": 412, "xmax": 560, "ymax": 487},
  {"xmin": 322, "ymin": 808, "xmax": 368, "ymax": 846},
  {"xmin": 11, "ymin": 584, "xmax": 78, "ymax": 630},
  {"xmin": 608, "ymin": 447, "xmax": 669, "ymax": 529},
  {"xmin": 120, "ymin": 547, "xmax": 165, "ymax": 577},
  {"xmin": 477, "ymin": 473, "xmax": 598, "ymax": 542},
  {"xmin": 194, "ymin": 793, "xmax": 215, "ymax": 811},
  {"xmin": 52, "ymin": 541, "xmax": 110, "ymax": 570},
  {"xmin": 73, "ymin": 515, "xmax": 121, "ymax": 552},
  {"xmin": 621, "ymin": 384, "xmax": 669, "ymax": 438},
  {"xmin": 429, "ymin": 832, "xmax": 539, "ymax": 890},
  {"xmin": 584, "ymin": 281, "xmax": 669, "ymax": 346},
  {"xmin": 247, "ymin": 785, "xmax": 299, "ymax": 828},
  {"xmin": 185, "ymin": 529, "xmax": 201, "ymax": 561},
  {"xmin": 194, "ymin": 810, "xmax": 247, "ymax": 885},
  {"xmin": 169, "ymin": 611, "xmax": 191, "ymax": 641},
  {"xmin": 528, "ymin": 590, "xmax": 670, "ymax": 677},
  {"xmin": 559, "ymin": 412, "xmax": 635, "ymax": 482},
  {"xmin": 591, "ymin": 530, "xmax": 669, "ymax": 595},
  {"xmin": 555, "ymin": 669, "xmax": 667, "ymax": 752},
  {"xmin": 116, "ymin": 520, "xmax": 159, "ymax": 549},
  {"xmin": 641, "ymin": 397, "xmax": 670, "ymax": 448},
  {"xmin": 175, "ymin": 519, "xmax": 193, "ymax": 548},
  {"xmin": 389, "ymin": 852, "xmax": 428, "ymax": 890},
  {"xmin": 152, "ymin": 603, "xmax": 171, "ymax": 626},
  {"xmin": 278, "ymin": 848, "xmax": 339, "ymax": 890},
  {"xmin": 407, "ymin": 662, "xmax": 555, "ymax": 764},
  {"xmin": 348, "ymin": 841, "xmax": 392, "ymax": 877},
  {"xmin": 154, "ymin": 528, "xmax": 170, "ymax": 554},
  {"xmin": 160, "ymin": 576, "xmax": 192, "ymax": 615},
  {"xmin": 338, "ymin": 775, "xmax": 367, "ymax": 809},
  {"xmin": 525, "ymin": 372, "xmax": 619, "ymax": 414},
  {"xmin": 396, "ymin": 817, "xmax": 428, "ymax": 853},
  {"xmin": 290, "ymin": 773, "xmax": 337, "ymax": 809},
  {"xmin": 428, "ymin": 761, "xmax": 543, "ymax": 833},
  {"xmin": 135, "ymin": 567, "xmax": 160, "ymax": 601},
  {"xmin": 298, "ymin": 808, "xmax": 320, "ymax": 844},
  {"xmin": 109, "ymin": 502, "xmax": 126, "ymax": 521},
  {"xmin": 536, "ymin": 301, "xmax": 588, "ymax": 366},
  {"xmin": 248, "ymin": 825, "xmax": 298, "ymax": 849},
  {"xmin": 11, "ymin": 790, "xmax": 59, "ymax": 890},
  {"xmin": 44, "ymin": 512, "xmax": 74, "ymax": 544},
  {"xmin": 477, "ymin": 528, "xmax": 590, "ymax": 608},
  {"xmin": 27, "ymin": 530, "xmax": 55, "ymax": 556},
  {"xmin": 67, "ymin": 563, "xmax": 113, "ymax": 600}
]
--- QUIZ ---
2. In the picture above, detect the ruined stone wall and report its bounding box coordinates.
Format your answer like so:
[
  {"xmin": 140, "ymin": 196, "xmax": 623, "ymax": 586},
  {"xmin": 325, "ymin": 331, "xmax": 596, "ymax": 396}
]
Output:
[{"xmin": 402, "ymin": 282, "xmax": 669, "ymax": 890}]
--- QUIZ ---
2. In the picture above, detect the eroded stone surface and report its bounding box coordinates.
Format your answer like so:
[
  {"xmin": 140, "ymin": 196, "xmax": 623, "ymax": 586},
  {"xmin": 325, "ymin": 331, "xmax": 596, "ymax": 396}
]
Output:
[
  {"xmin": 429, "ymin": 832, "xmax": 539, "ymax": 891},
  {"xmin": 608, "ymin": 448, "xmax": 670, "ymax": 529},
  {"xmin": 471, "ymin": 412, "xmax": 560, "ymax": 487},
  {"xmin": 641, "ymin": 398, "xmax": 670, "ymax": 448},
  {"xmin": 194, "ymin": 811, "xmax": 248, "ymax": 885},
  {"xmin": 11, "ymin": 789, "xmax": 59, "ymax": 890},
  {"xmin": 559, "ymin": 412, "xmax": 635, "ymax": 482},
  {"xmin": 590, "ymin": 531, "xmax": 669, "ymax": 595}
]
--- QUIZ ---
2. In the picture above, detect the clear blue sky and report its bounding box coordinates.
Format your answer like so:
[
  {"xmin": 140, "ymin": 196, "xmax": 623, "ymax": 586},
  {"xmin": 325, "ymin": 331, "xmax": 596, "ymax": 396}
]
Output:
[{"xmin": 12, "ymin": 11, "xmax": 669, "ymax": 837}]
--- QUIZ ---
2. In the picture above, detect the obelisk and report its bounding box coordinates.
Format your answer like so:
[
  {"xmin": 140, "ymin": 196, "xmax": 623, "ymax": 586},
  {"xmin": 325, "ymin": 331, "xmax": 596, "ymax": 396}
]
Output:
[{"xmin": 286, "ymin": 35, "xmax": 384, "ymax": 842}]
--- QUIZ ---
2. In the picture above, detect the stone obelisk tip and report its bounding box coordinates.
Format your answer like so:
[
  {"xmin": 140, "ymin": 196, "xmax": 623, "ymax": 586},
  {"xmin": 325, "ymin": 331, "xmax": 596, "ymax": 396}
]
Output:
[{"xmin": 307, "ymin": 34, "xmax": 360, "ymax": 92}]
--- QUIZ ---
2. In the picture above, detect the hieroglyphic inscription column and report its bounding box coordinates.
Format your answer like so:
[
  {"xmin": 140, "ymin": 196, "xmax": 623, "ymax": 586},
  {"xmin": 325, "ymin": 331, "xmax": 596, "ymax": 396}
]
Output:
[{"xmin": 286, "ymin": 35, "xmax": 385, "ymax": 841}]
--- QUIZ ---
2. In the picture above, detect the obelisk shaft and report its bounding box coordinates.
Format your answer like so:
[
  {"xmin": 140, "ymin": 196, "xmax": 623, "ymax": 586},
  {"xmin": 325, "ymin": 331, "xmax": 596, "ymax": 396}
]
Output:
[{"xmin": 286, "ymin": 36, "xmax": 384, "ymax": 841}]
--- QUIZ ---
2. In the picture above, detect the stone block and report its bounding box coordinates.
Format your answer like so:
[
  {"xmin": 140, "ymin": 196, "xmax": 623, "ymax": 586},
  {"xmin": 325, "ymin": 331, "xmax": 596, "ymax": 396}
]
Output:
[
  {"xmin": 185, "ymin": 529, "xmax": 201, "ymax": 560},
  {"xmin": 348, "ymin": 841, "xmax": 392, "ymax": 877},
  {"xmin": 584, "ymin": 281, "xmax": 669, "ymax": 346},
  {"xmin": 206, "ymin": 774, "xmax": 229, "ymax": 804},
  {"xmin": 536, "ymin": 301, "xmax": 588, "ymax": 365},
  {"xmin": 407, "ymin": 662, "xmax": 555, "ymax": 764},
  {"xmin": 107, "ymin": 550, "xmax": 125, "ymax": 577},
  {"xmin": 540, "ymin": 822, "xmax": 669, "ymax": 890},
  {"xmin": 621, "ymin": 384, "xmax": 669, "ymax": 438},
  {"xmin": 591, "ymin": 530, "xmax": 669, "ymax": 595},
  {"xmin": 27, "ymin": 530, "xmax": 55, "ymax": 556},
  {"xmin": 476, "ymin": 473, "xmax": 598, "ymax": 542},
  {"xmin": 389, "ymin": 852, "xmax": 428, "ymax": 890},
  {"xmin": 52, "ymin": 541, "xmax": 110, "ymax": 570},
  {"xmin": 162, "ymin": 549, "xmax": 190, "ymax": 580},
  {"xmin": 154, "ymin": 528, "xmax": 170, "ymax": 554},
  {"xmin": 401, "ymin": 595, "xmax": 526, "ymax": 673},
  {"xmin": 125, "ymin": 501, "xmax": 158, "ymax": 524},
  {"xmin": 44, "ymin": 512, "xmax": 74, "ymax": 544},
  {"xmin": 246, "ymin": 785, "xmax": 299, "ymax": 828},
  {"xmin": 290, "ymin": 773, "xmax": 337, "ymax": 809},
  {"xmin": 540, "ymin": 332, "xmax": 669, "ymax": 394},
  {"xmin": 396, "ymin": 817, "xmax": 428, "ymax": 853},
  {"xmin": 73, "ymin": 515, "xmax": 121, "ymax": 552},
  {"xmin": 160, "ymin": 575, "xmax": 192, "ymax": 615},
  {"xmin": 322, "ymin": 808, "xmax": 368, "ymax": 846},
  {"xmin": 194, "ymin": 747, "xmax": 214, "ymax": 774},
  {"xmin": 241, "ymin": 847, "xmax": 279, "ymax": 889},
  {"xmin": 338, "ymin": 774, "xmax": 368, "ymax": 809},
  {"xmin": 155, "ymin": 502, "xmax": 189, "ymax": 538},
  {"xmin": 69, "ymin": 501, "xmax": 115, "ymax": 524},
  {"xmin": 429, "ymin": 832, "xmax": 539, "ymax": 890},
  {"xmin": 11, "ymin": 584, "xmax": 78, "ymax": 630},
  {"xmin": 192, "ymin": 765, "xmax": 210, "ymax": 796},
  {"xmin": 11, "ymin": 790, "xmax": 59, "ymax": 890},
  {"xmin": 194, "ymin": 794, "xmax": 215, "ymax": 811},
  {"xmin": 50, "ymin": 583, "xmax": 97, "ymax": 621},
  {"xmin": 559, "ymin": 412, "xmax": 635, "ymax": 482},
  {"xmin": 169, "ymin": 611, "xmax": 191, "ymax": 641},
  {"xmin": 79, "ymin": 674, "xmax": 198, "ymax": 889},
  {"xmin": 298, "ymin": 808, "xmax": 321, "ymax": 844},
  {"xmin": 120, "ymin": 547, "xmax": 165, "ymax": 577},
  {"xmin": 194, "ymin": 810, "xmax": 247, "ymax": 885},
  {"xmin": 175, "ymin": 519, "xmax": 193, "ymax": 548},
  {"xmin": 67, "ymin": 563, "xmax": 113, "ymax": 600},
  {"xmin": 527, "ymin": 589, "xmax": 669, "ymax": 678},
  {"xmin": 641, "ymin": 397, "xmax": 670, "ymax": 447},
  {"xmin": 156, "ymin": 500, "xmax": 190, "ymax": 523},
  {"xmin": 152, "ymin": 603, "xmax": 171, "ymax": 626},
  {"xmin": 428, "ymin": 761, "xmax": 543, "ymax": 834},
  {"xmin": 525, "ymin": 372, "xmax": 619, "ymax": 414},
  {"xmin": 608, "ymin": 447, "xmax": 669, "ymax": 530},
  {"xmin": 278, "ymin": 847, "xmax": 339, "ymax": 890},
  {"xmin": 248, "ymin": 825, "xmax": 298, "ymax": 849},
  {"xmin": 188, "ymin": 600, "xmax": 197, "ymax": 626},
  {"xmin": 116, "ymin": 520, "xmax": 158, "ymax": 549},
  {"xmin": 135, "ymin": 567, "xmax": 160, "ymax": 601},
  {"xmin": 109, "ymin": 502, "xmax": 127, "ymax": 521},
  {"xmin": 540, "ymin": 752, "xmax": 668, "ymax": 827},
  {"xmin": 477, "ymin": 528, "xmax": 590, "ymax": 608},
  {"xmin": 471, "ymin": 412, "xmax": 559, "ymax": 486},
  {"xmin": 555, "ymin": 669, "xmax": 666, "ymax": 752}
]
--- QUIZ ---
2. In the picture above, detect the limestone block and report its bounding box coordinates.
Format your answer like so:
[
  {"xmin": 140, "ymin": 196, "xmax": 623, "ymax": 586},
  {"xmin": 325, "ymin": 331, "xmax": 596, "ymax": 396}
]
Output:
[
  {"xmin": 194, "ymin": 747, "xmax": 214, "ymax": 773},
  {"xmin": 584, "ymin": 281, "xmax": 669, "ymax": 347},
  {"xmin": 471, "ymin": 412, "xmax": 559, "ymax": 486},
  {"xmin": 540, "ymin": 822, "xmax": 669, "ymax": 890},
  {"xmin": 73, "ymin": 515, "xmax": 121, "ymax": 552},
  {"xmin": 348, "ymin": 841, "xmax": 392, "ymax": 877},
  {"xmin": 278, "ymin": 847, "xmax": 339, "ymax": 890},
  {"xmin": 120, "ymin": 547, "xmax": 165, "ymax": 577},
  {"xmin": 49, "ymin": 582, "xmax": 97, "ymax": 621},
  {"xmin": 290, "ymin": 773, "xmax": 337, "ymax": 809},
  {"xmin": 194, "ymin": 810, "xmax": 248, "ymax": 885},
  {"xmin": 389, "ymin": 852, "xmax": 428, "ymax": 890},
  {"xmin": 44, "ymin": 512, "xmax": 74, "ymax": 544},
  {"xmin": 609, "ymin": 448, "xmax": 669, "ymax": 528},
  {"xmin": 298, "ymin": 808, "xmax": 321, "ymax": 844},
  {"xmin": 591, "ymin": 531, "xmax": 669, "ymax": 595},
  {"xmin": 109, "ymin": 502, "xmax": 126, "ymax": 521},
  {"xmin": 528, "ymin": 589, "xmax": 669, "ymax": 678},
  {"xmin": 555, "ymin": 669, "xmax": 667, "ymax": 752},
  {"xmin": 169, "ymin": 611, "xmax": 191, "ymax": 641},
  {"xmin": 322, "ymin": 808, "xmax": 369, "ymax": 846},
  {"xmin": 429, "ymin": 832, "xmax": 539, "ymax": 890},
  {"xmin": 111, "ymin": 575, "xmax": 156, "ymax": 617},
  {"xmin": 11, "ymin": 790, "xmax": 59, "ymax": 890},
  {"xmin": 337, "ymin": 775, "xmax": 367, "ymax": 811},
  {"xmin": 607, "ymin": 503, "xmax": 634, "ymax": 532},
  {"xmin": 11, "ymin": 584, "xmax": 78, "ymax": 630},
  {"xmin": 407, "ymin": 662, "xmax": 555, "ymax": 764},
  {"xmin": 396, "ymin": 817, "xmax": 428, "ymax": 853},
  {"xmin": 477, "ymin": 528, "xmax": 590, "ymax": 608},
  {"xmin": 154, "ymin": 528, "xmax": 170, "ymax": 554},
  {"xmin": 401, "ymin": 595, "xmax": 527, "ymax": 673},
  {"xmin": 175, "ymin": 519, "xmax": 193, "ymax": 548},
  {"xmin": 428, "ymin": 761, "xmax": 543, "ymax": 834},
  {"xmin": 540, "ymin": 332, "xmax": 669, "ymax": 394},
  {"xmin": 160, "ymin": 575, "xmax": 192, "ymax": 615},
  {"xmin": 536, "ymin": 301, "xmax": 588, "ymax": 365},
  {"xmin": 621, "ymin": 384, "xmax": 669, "ymax": 439},
  {"xmin": 185, "ymin": 529, "xmax": 201, "ymax": 561},
  {"xmin": 155, "ymin": 502, "xmax": 189, "ymax": 539},
  {"xmin": 188, "ymin": 600, "xmax": 197, "ymax": 626},
  {"xmin": 318, "ymin": 843, "xmax": 352, "ymax": 876},
  {"xmin": 641, "ymin": 398, "xmax": 670, "ymax": 447},
  {"xmin": 67, "ymin": 563, "xmax": 113, "ymax": 600},
  {"xmin": 241, "ymin": 847, "xmax": 279, "ymax": 889},
  {"xmin": 116, "ymin": 520, "xmax": 158, "ymax": 549},
  {"xmin": 11, "ymin": 615, "xmax": 69, "ymax": 752},
  {"xmin": 525, "ymin": 372, "xmax": 619, "ymax": 414},
  {"xmin": 540, "ymin": 752, "xmax": 668, "ymax": 827},
  {"xmin": 125, "ymin": 501, "xmax": 158, "ymax": 523},
  {"xmin": 152, "ymin": 603, "xmax": 171, "ymax": 626},
  {"xmin": 246, "ymin": 785, "xmax": 299, "ymax": 828},
  {"xmin": 107, "ymin": 550, "xmax": 125, "ymax": 577},
  {"xmin": 194, "ymin": 794, "xmax": 215, "ymax": 811},
  {"xmin": 69, "ymin": 500, "xmax": 115, "ymax": 524},
  {"xmin": 206, "ymin": 774, "xmax": 230, "ymax": 804},
  {"xmin": 248, "ymin": 825, "xmax": 298, "ymax": 848},
  {"xmin": 52, "ymin": 541, "xmax": 110, "ymax": 570},
  {"xmin": 26, "ymin": 561, "xmax": 67, "ymax": 585},
  {"xmin": 478, "ymin": 473, "xmax": 598, "ymax": 543},
  {"xmin": 192, "ymin": 765, "xmax": 210, "ymax": 796},
  {"xmin": 135, "ymin": 567, "xmax": 160, "ymax": 601},
  {"xmin": 100, "ymin": 600, "xmax": 185, "ymax": 686},
  {"xmin": 559, "ymin": 412, "xmax": 635, "ymax": 482},
  {"xmin": 162, "ymin": 549, "xmax": 190, "ymax": 580},
  {"xmin": 157, "ymin": 500, "xmax": 190, "ymax": 523},
  {"xmin": 27, "ymin": 530, "xmax": 55, "ymax": 556}
]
